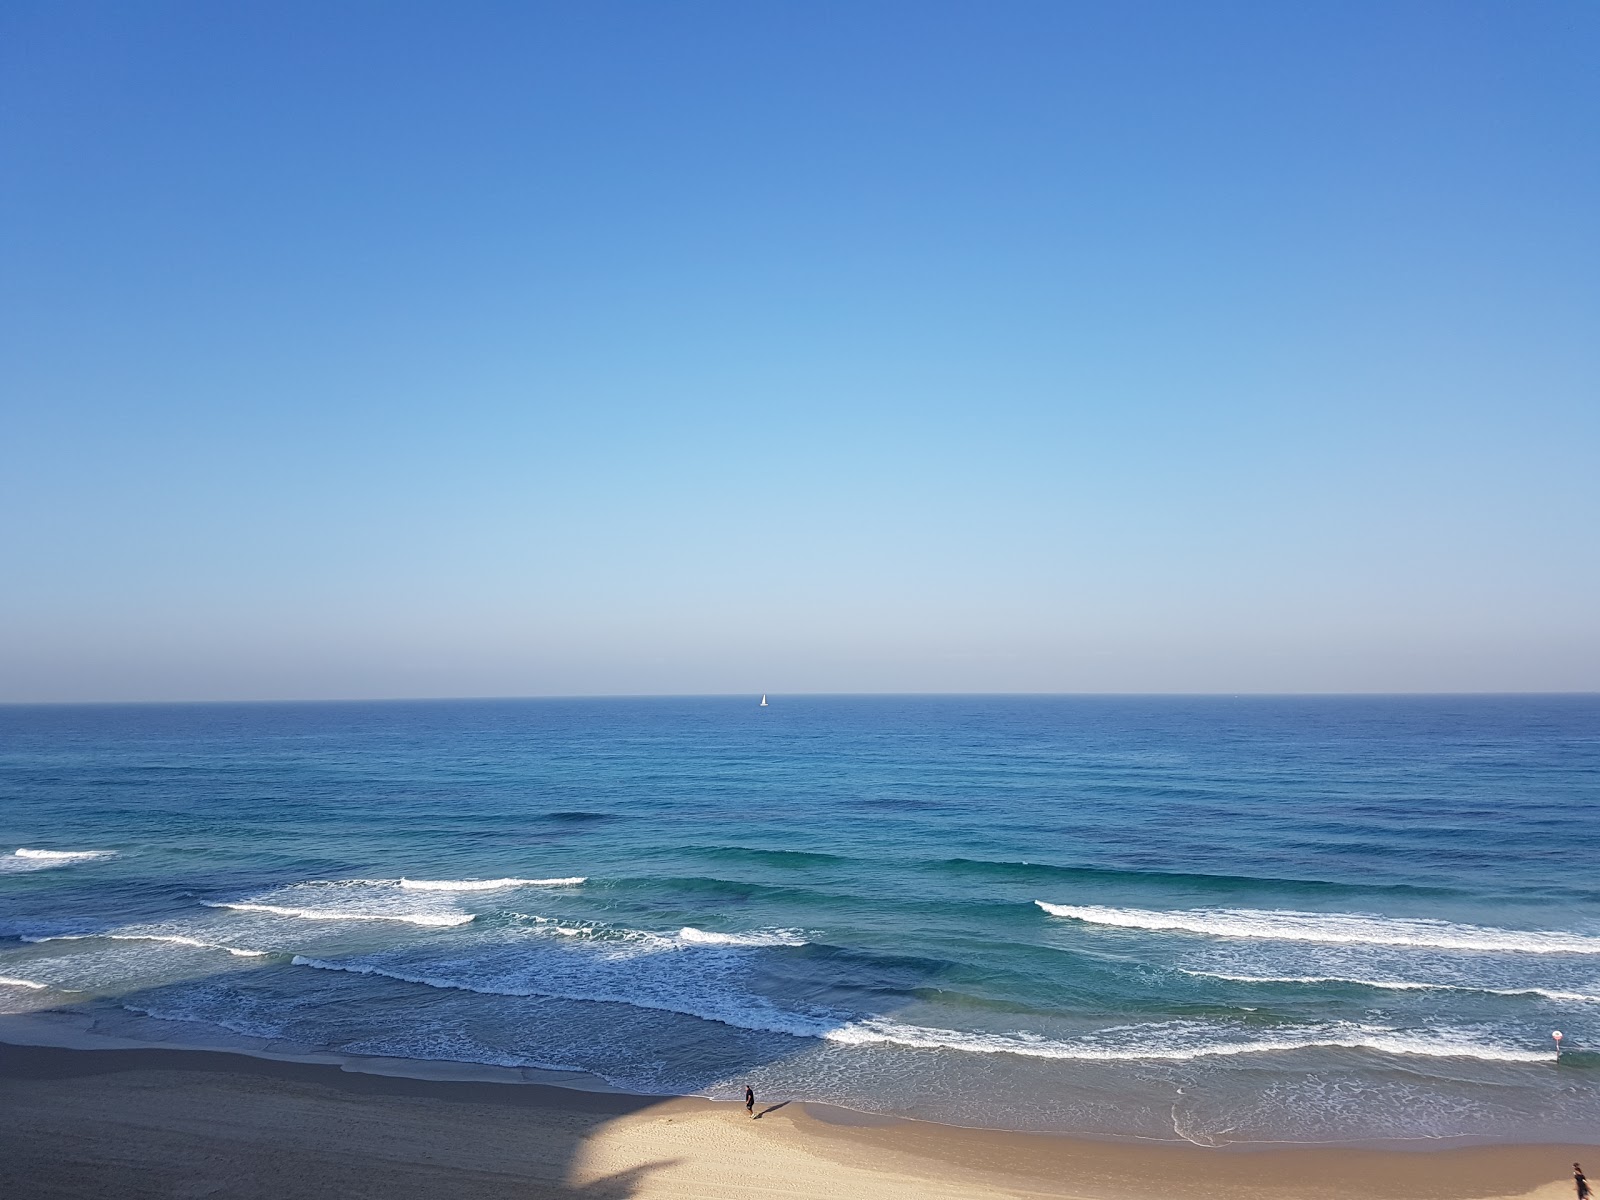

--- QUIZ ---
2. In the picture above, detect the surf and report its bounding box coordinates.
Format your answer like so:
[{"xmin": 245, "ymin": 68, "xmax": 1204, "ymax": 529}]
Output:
[
  {"xmin": 203, "ymin": 901, "xmax": 476, "ymax": 927},
  {"xmin": 399, "ymin": 877, "xmax": 586, "ymax": 891},
  {"xmin": 675, "ymin": 927, "xmax": 808, "ymax": 947},
  {"xmin": 21, "ymin": 932, "xmax": 268, "ymax": 958},
  {"xmin": 1036, "ymin": 902, "xmax": 1600, "ymax": 953},
  {"xmin": 0, "ymin": 975, "xmax": 50, "ymax": 990},
  {"xmin": 287, "ymin": 954, "xmax": 1549, "ymax": 1065},
  {"xmin": 1178, "ymin": 968, "xmax": 1600, "ymax": 1003},
  {"xmin": 2, "ymin": 848, "xmax": 116, "ymax": 871}
]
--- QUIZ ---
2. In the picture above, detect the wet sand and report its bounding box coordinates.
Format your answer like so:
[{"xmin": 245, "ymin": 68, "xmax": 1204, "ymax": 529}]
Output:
[{"xmin": 0, "ymin": 1041, "xmax": 1587, "ymax": 1200}]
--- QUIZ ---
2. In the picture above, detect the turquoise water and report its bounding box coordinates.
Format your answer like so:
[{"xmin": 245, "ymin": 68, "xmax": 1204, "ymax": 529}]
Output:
[{"xmin": 2, "ymin": 695, "xmax": 1597, "ymax": 1145}]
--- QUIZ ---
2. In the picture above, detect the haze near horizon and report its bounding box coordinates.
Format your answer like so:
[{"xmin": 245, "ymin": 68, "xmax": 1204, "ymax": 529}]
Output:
[{"xmin": 2, "ymin": 1, "xmax": 1596, "ymax": 702}]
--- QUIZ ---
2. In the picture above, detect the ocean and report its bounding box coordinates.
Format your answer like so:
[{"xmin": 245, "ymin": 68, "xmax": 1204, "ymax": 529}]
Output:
[{"xmin": 1, "ymin": 695, "xmax": 1597, "ymax": 1147}]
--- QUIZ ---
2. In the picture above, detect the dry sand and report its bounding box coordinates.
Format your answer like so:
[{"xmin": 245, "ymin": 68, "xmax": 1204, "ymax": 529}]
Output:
[{"xmin": 0, "ymin": 1041, "xmax": 1587, "ymax": 1200}]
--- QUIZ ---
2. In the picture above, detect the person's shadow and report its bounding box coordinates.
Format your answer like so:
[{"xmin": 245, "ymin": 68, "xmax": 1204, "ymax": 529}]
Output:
[{"xmin": 754, "ymin": 1101, "xmax": 791, "ymax": 1119}]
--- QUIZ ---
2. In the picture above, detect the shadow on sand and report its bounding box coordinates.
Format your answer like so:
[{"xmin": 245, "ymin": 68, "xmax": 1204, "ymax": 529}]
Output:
[
  {"xmin": 0, "ymin": 1036, "xmax": 690, "ymax": 1199},
  {"xmin": 0, "ymin": 937, "xmax": 863, "ymax": 1200}
]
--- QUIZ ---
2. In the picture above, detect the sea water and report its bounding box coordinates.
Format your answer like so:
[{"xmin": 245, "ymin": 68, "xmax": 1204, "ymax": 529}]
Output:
[{"xmin": 1, "ymin": 695, "xmax": 1596, "ymax": 1146}]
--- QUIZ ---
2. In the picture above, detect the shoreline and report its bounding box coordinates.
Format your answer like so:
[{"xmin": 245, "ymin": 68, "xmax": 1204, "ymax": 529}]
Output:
[
  {"xmin": 2, "ymin": 1010, "xmax": 1584, "ymax": 1153},
  {"xmin": 1, "ymin": 1036, "xmax": 1592, "ymax": 1200}
]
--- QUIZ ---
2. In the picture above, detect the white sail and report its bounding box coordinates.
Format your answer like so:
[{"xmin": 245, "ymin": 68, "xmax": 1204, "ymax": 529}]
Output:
[{"xmin": 760, "ymin": 694, "xmax": 768, "ymax": 706}]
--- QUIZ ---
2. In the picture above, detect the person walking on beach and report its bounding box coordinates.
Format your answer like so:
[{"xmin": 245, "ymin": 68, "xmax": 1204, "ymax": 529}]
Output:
[
  {"xmin": 1576, "ymin": 1164, "xmax": 1590, "ymax": 1200},
  {"xmin": 745, "ymin": 1085, "xmax": 756, "ymax": 1118}
]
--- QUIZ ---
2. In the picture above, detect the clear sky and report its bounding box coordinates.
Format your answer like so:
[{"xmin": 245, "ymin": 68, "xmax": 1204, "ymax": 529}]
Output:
[{"xmin": 2, "ymin": 1, "xmax": 1596, "ymax": 702}]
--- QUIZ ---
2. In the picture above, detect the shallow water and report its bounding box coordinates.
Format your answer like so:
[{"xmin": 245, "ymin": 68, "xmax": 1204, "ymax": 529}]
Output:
[{"xmin": 1, "ymin": 695, "xmax": 1597, "ymax": 1145}]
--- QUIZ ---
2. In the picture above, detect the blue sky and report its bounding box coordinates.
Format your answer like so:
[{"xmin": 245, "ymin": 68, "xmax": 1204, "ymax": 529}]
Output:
[{"xmin": 2, "ymin": 0, "xmax": 1596, "ymax": 700}]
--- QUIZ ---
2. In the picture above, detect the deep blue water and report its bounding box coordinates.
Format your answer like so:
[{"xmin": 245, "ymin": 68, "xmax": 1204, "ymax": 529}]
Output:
[{"xmin": 1, "ymin": 695, "xmax": 1597, "ymax": 1145}]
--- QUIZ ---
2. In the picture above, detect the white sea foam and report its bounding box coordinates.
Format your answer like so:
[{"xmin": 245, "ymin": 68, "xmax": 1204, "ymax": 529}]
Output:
[
  {"xmin": 509, "ymin": 916, "xmax": 802, "ymax": 952},
  {"xmin": 509, "ymin": 915, "xmax": 682, "ymax": 953},
  {"xmin": 21, "ymin": 933, "xmax": 267, "ymax": 958},
  {"xmin": 290, "ymin": 950, "xmax": 861, "ymax": 1044},
  {"xmin": 204, "ymin": 901, "xmax": 475, "ymax": 927},
  {"xmin": 1036, "ymin": 902, "xmax": 1600, "ymax": 954},
  {"xmin": 290, "ymin": 955, "xmax": 1549, "ymax": 1066},
  {"xmin": 2, "ymin": 848, "xmax": 115, "ymax": 873},
  {"xmin": 400, "ymin": 877, "xmax": 585, "ymax": 891},
  {"xmin": 201, "ymin": 878, "xmax": 499, "ymax": 927},
  {"xmin": 1178, "ymin": 968, "xmax": 1600, "ymax": 1004},
  {"xmin": 0, "ymin": 975, "xmax": 49, "ymax": 990},
  {"xmin": 676, "ymin": 927, "xmax": 807, "ymax": 947},
  {"xmin": 819, "ymin": 1019, "xmax": 1553, "ymax": 1064}
]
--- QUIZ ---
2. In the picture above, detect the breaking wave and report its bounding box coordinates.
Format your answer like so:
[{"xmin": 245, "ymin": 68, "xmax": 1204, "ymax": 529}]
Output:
[
  {"xmin": 676, "ymin": 927, "xmax": 807, "ymax": 947},
  {"xmin": 21, "ymin": 932, "xmax": 267, "ymax": 958},
  {"xmin": 1178, "ymin": 969, "xmax": 1600, "ymax": 1004},
  {"xmin": 288, "ymin": 954, "xmax": 1548, "ymax": 1064},
  {"xmin": 822, "ymin": 1020, "xmax": 1553, "ymax": 1064},
  {"xmin": 399, "ymin": 877, "xmax": 585, "ymax": 891},
  {"xmin": 507, "ymin": 916, "xmax": 805, "ymax": 952},
  {"xmin": 203, "ymin": 901, "xmax": 475, "ymax": 927},
  {"xmin": 1037, "ymin": 902, "xmax": 1600, "ymax": 954},
  {"xmin": 2, "ymin": 848, "xmax": 116, "ymax": 873},
  {"xmin": 195, "ymin": 877, "xmax": 537, "ymax": 928}
]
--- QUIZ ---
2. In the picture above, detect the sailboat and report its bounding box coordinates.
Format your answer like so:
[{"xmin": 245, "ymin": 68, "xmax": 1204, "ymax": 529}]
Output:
[{"xmin": 760, "ymin": 694, "xmax": 768, "ymax": 707}]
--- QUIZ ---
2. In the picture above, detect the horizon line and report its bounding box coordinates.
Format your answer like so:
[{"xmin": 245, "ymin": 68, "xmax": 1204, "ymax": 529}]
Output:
[{"xmin": 3, "ymin": 689, "xmax": 1598, "ymax": 708}]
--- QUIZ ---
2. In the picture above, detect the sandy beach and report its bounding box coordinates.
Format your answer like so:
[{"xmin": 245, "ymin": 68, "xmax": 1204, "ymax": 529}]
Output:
[{"xmin": 0, "ymin": 1041, "xmax": 1586, "ymax": 1200}]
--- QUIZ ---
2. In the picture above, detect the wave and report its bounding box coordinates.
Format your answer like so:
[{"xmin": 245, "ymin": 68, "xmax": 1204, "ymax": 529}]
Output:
[
  {"xmin": 509, "ymin": 914, "xmax": 674, "ymax": 949},
  {"xmin": 399, "ymin": 877, "xmax": 585, "ymax": 891},
  {"xmin": 0, "ymin": 975, "xmax": 49, "ymax": 989},
  {"xmin": 603, "ymin": 874, "xmax": 854, "ymax": 910},
  {"xmin": 21, "ymin": 933, "xmax": 267, "ymax": 958},
  {"xmin": 294, "ymin": 954, "xmax": 567, "ymax": 994},
  {"xmin": 509, "ymin": 915, "xmax": 805, "ymax": 952},
  {"xmin": 203, "ymin": 901, "xmax": 475, "ymax": 927},
  {"xmin": 2, "ymin": 848, "xmax": 116, "ymax": 872},
  {"xmin": 1036, "ymin": 902, "xmax": 1600, "ymax": 954},
  {"xmin": 821, "ymin": 1020, "xmax": 1554, "ymax": 1064},
  {"xmin": 287, "ymin": 956, "xmax": 1547, "ymax": 1065},
  {"xmin": 198, "ymin": 877, "xmax": 520, "ymax": 928},
  {"xmin": 1178, "ymin": 969, "xmax": 1600, "ymax": 1004},
  {"xmin": 940, "ymin": 858, "xmax": 1452, "ymax": 897},
  {"xmin": 689, "ymin": 847, "xmax": 852, "ymax": 869},
  {"xmin": 676, "ymin": 927, "xmax": 807, "ymax": 947}
]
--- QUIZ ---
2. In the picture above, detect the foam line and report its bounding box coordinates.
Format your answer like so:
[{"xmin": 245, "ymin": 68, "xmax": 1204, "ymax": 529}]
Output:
[
  {"xmin": 21, "ymin": 933, "xmax": 267, "ymax": 958},
  {"xmin": 821, "ymin": 1020, "xmax": 1554, "ymax": 1064},
  {"xmin": 2, "ymin": 848, "xmax": 116, "ymax": 872},
  {"xmin": 676, "ymin": 927, "xmax": 807, "ymax": 947},
  {"xmin": 203, "ymin": 901, "xmax": 475, "ymax": 927},
  {"xmin": 399, "ymin": 877, "xmax": 585, "ymax": 891},
  {"xmin": 290, "ymin": 956, "xmax": 1551, "ymax": 1065},
  {"xmin": 1178, "ymin": 969, "xmax": 1600, "ymax": 1004},
  {"xmin": 1037, "ymin": 902, "xmax": 1600, "ymax": 954}
]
